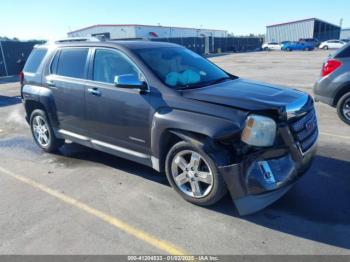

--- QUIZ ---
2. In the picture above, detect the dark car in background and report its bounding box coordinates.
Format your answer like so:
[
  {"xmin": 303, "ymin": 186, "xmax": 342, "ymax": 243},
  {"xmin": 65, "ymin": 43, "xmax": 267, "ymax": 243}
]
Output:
[
  {"xmin": 21, "ymin": 39, "xmax": 318, "ymax": 216},
  {"xmin": 299, "ymin": 38, "xmax": 320, "ymax": 48},
  {"xmin": 282, "ymin": 41, "xmax": 314, "ymax": 51},
  {"xmin": 314, "ymin": 43, "xmax": 350, "ymax": 125}
]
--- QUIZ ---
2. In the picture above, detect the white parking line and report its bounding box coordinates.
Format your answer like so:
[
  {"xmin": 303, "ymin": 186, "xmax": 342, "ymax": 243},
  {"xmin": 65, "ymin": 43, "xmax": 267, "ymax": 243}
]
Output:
[
  {"xmin": 0, "ymin": 166, "xmax": 186, "ymax": 255},
  {"xmin": 320, "ymin": 132, "xmax": 350, "ymax": 141}
]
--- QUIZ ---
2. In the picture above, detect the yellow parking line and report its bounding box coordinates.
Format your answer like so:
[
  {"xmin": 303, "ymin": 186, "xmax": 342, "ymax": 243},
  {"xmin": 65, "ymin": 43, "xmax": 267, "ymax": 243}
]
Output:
[
  {"xmin": 320, "ymin": 132, "xmax": 350, "ymax": 141},
  {"xmin": 0, "ymin": 166, "xmax": 186, "ymax": 255}
]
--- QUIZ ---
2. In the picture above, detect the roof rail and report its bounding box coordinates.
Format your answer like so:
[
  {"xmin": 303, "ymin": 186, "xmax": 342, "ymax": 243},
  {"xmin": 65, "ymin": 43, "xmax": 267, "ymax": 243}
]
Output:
[{"xmin": 54, "ymin": 36, "xmax": 102, "ymax": 44}]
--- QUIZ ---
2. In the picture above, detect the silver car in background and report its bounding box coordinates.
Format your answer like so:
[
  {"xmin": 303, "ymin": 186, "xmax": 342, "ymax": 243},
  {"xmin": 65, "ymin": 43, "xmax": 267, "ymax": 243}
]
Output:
[
  {"xmin": 314, "ymin": 43, "xmax": 350, "ymax": 125},
  {"xmin": 319, "ymin": 40, "xmax": 346, "ymax": 50}
]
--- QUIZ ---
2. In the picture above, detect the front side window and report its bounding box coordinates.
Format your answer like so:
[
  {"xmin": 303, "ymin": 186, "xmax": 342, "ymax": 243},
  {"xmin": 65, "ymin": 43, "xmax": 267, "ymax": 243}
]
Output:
[
  {"xmin": 56, "ymin": 48, "xmax": 88, "ymax": 79},
  {"xmin": 93, "ymin": 49, "xmax": 141, "ymax": 84},
  {"xmin": 133, "ymin": 47, "xmax": 231, "ymax": 89},
  {"xmin": 23, "ymin": 48, "xmax": 47, "ymax": 73}
]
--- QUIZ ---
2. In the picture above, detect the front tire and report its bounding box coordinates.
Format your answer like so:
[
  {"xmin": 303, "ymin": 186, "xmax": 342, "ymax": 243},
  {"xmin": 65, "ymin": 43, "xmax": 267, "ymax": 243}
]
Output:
[
  {"xmin": 30, "ymin": 109, "xmax": 64, "ymax": 152},
  {"xmin": 337, "ymin": 92, "xmax": 350, "ymax": 125},
  {"xmin": 323, "ymin": 45, "xmax": 329, "ymax": 50},
  {"xmin": 165, "ymin": 141, "xmax": 227, "ymax": 206}
]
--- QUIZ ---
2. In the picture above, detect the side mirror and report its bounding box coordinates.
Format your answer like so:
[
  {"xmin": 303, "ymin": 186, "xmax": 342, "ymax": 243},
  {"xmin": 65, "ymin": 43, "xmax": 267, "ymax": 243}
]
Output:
[{"xmin": 114, "ymin": 74, "xmax": 147, "ymax": 91}]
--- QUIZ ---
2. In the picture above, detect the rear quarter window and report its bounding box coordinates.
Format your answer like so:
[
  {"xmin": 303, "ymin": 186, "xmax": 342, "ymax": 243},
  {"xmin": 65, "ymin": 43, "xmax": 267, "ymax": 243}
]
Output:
[
  {"xmin": 23, "ymin": 48, "xmax": 47, "ymax": 73},
  {"xmin": 335, "ymin": 45, "xmax": 350, "ymax": 58}
]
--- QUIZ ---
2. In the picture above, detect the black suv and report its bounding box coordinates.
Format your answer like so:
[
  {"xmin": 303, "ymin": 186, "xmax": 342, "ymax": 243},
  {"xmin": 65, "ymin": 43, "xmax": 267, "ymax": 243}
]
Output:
[{"xmin": 21, "ymin": 40, "xmax": 318, "ymax": 215}]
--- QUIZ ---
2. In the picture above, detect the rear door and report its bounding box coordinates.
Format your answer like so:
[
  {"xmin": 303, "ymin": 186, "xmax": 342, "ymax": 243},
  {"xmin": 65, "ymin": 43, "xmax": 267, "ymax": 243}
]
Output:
[{"xmin": 45, "ymin": 47, "xmax": 89, "ymax": 136}]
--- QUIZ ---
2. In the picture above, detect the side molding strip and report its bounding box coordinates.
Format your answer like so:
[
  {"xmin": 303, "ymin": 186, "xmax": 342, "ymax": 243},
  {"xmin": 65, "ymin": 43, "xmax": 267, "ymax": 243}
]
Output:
[
  {"xmin": 91, "ymin": 139, "xmax": 149, "ymax": 159},
  {"xmin": 58, "ymin": 129, "xmax": 89, "ymax": 141},
  {"xmin": 58, "ymin": 129, "xmax": 156, "ymax": 166}
]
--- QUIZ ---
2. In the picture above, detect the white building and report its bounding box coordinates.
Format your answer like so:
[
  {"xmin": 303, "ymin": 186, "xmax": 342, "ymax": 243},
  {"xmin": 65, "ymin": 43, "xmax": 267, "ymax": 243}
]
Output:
[{"xmin": 67, "ymin": 24, "xmax": 228, "ymax": 39}]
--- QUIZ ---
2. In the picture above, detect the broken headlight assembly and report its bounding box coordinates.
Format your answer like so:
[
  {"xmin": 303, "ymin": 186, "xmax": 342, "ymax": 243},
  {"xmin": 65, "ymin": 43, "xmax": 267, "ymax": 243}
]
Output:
[{"xmin": 241, "ymin": 115, "xmax": 277, "ymax": 147}]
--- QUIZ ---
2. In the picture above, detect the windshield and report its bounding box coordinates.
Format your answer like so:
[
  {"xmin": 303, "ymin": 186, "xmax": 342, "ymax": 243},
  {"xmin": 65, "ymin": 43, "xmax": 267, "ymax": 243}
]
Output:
[{"xmin": 133, "ymin": 47, "xmax": 232, "ymax": 89}]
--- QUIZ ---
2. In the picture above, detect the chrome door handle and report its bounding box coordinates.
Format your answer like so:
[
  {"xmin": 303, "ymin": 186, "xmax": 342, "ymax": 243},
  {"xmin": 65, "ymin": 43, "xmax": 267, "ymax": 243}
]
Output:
[{"xmin": 88, "ymin": 88, "xmax": 102, "ymax": 96}]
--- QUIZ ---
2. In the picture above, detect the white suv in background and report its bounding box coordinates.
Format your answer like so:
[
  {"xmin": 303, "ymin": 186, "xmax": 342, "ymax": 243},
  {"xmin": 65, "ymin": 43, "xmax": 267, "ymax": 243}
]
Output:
[
  {"xmin": 262, "ymin": 42, "xmax": 281, "ymax": 51},
  {"xmin": 319, "ymin": 40, "xmax": 346, "ymax": 50}
]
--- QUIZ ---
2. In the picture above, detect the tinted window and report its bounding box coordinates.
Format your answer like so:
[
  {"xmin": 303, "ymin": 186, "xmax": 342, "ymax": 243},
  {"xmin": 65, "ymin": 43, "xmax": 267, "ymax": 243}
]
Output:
[
  {"xmin": 56, "ymin": 48, "xmax": 88, "ymax": 78},
  {"xmin": 134, "ymin": 47, "xmax": 231, "ymax": 89},
  {"xmin": 50, "ymin": 51, "xmax": 60, "ymax": 74},
  {"xmin": 335, "ymin": 45, "xmax": 350, "ymax": 58},
  {"xmin": 93, "ymin": 49, "xmax": 141, "ymax": 84},
  {"xmin": 23, "ymin": 48, "xmax": 47, "ymax": 73}
]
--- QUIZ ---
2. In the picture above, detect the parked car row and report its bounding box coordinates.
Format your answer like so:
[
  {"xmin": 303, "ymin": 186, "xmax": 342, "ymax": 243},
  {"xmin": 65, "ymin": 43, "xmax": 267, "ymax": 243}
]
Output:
[{"xmin": 262, "ymin": 39, "xmax": 348, "ymax": 51}]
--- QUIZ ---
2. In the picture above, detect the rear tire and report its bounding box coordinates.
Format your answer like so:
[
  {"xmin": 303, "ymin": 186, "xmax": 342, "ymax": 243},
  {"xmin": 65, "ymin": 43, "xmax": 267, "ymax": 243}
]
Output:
[
  {"xmin": 165, "ymin": 141, "xmax": 227, "ymax": 206},
  {"xmin": 30, "ymin": 109, "xmax": 64, "ymax": 152},
  {"xmin": 323, "ymin": 45, "xmax": 329, "ymax": 50},
  {"xmin": 337, "ymin": 92, "xmax": 350, "ymax": 125}
]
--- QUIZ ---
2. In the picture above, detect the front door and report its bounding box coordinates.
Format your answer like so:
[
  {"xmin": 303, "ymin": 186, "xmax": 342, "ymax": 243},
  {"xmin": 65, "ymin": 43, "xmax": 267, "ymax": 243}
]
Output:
[{"xmin": 84, "ymin": 48, "xmax": 152, "ymax": 155}]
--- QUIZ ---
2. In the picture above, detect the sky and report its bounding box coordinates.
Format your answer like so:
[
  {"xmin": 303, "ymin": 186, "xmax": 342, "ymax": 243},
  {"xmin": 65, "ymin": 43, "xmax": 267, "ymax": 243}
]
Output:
[{"xmin": 0, "ymin": 0, "xmax": 349, "ymax": 40}]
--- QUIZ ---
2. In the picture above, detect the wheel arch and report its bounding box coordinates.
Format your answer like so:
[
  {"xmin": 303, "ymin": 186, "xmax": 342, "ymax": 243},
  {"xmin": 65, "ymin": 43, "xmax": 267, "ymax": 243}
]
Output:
[
  {"xmin": 333, "ymin": 83, "xmax": 350, "ymax": 107},
  {"xmin": 152, "ymin": 108, "xmax": 240, "ymax": 172},
  {"xmin": 24, "ymin": 100, "xmax": 46, "ymax": 121},
  {"xmin": 156, "ymin": 129, "xmax": 202, "ymax": 173},
  {"xmin": 22, "ymin": 84, "xmax": 59, "ymax": 127}
]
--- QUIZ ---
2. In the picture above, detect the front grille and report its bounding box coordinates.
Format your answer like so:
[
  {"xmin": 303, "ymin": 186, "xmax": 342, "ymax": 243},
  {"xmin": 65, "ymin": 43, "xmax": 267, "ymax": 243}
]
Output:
[{"xmin": 289, "ymin": 109, "xmax": 318, "ymax": 153}]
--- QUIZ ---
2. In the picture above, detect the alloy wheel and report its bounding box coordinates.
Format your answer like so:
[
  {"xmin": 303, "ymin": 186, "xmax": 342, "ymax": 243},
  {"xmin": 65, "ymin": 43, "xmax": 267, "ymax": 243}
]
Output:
[
  {"xmin": 171, "ymin": 150, "xmax": 214, "ymax": 198},
  {"xmin": 32, "ymin": 115, "xmax": 50, "ymax": 147},
  {"xmin": 342, "ymin": 97, "xmax": 350, "ymax": 121}
]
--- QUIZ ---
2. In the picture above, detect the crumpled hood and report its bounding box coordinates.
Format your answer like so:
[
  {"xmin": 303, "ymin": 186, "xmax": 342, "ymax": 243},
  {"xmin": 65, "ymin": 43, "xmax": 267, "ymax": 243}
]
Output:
[{"xmin": 182, "ymin": 78, "xmax": 309, "ymax": 112}]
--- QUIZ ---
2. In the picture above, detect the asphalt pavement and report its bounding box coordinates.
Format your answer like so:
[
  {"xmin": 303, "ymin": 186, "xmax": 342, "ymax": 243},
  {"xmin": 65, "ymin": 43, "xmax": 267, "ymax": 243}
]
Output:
[{"xmin": 0, "ymin": 50, "xmax": 349, "ymax": 255}]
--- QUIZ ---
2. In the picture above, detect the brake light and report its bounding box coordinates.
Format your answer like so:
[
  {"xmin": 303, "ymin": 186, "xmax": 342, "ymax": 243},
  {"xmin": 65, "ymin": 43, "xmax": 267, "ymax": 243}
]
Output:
[
  {"xmin": 19, "ymin": 71, "xmax": 24, "ymax": 85},
  {"xmin": 322, "ymin": 59, "xmax": 342, "ymax": 77}
]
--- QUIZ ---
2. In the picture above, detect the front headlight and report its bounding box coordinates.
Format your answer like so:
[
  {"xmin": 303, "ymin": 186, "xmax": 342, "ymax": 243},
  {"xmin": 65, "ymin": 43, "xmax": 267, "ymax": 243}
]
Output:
[{"xmin": 241, "ymin": 115, "xmax": 277, "ymax": 147}]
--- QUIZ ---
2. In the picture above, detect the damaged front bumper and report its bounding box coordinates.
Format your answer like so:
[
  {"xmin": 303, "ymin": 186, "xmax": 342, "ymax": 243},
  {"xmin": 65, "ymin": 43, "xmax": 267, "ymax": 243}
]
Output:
[{"xmin": 219, "ymin": 125, "xmax": 318, "ymax": 216}]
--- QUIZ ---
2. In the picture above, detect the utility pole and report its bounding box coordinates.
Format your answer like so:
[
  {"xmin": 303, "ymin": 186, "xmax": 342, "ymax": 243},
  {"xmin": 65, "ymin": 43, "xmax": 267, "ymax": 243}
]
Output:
[{"xmin": 340, "ymin": 18, "xmax": 343, "ymax": 28}]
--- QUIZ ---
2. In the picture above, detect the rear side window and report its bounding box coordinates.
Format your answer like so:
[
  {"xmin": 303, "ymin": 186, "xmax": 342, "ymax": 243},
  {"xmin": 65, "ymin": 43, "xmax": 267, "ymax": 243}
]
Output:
[
  {"xmin": 23, "ymin": 48, "xmax": 47, "ymax": 73},
  {"xmin": 55, "ymin": 48, "xmax": 88, "ymax": 79},
  {"xmin": 335, "ymin": 45, "xmax": 350, "ymax": 58}
]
